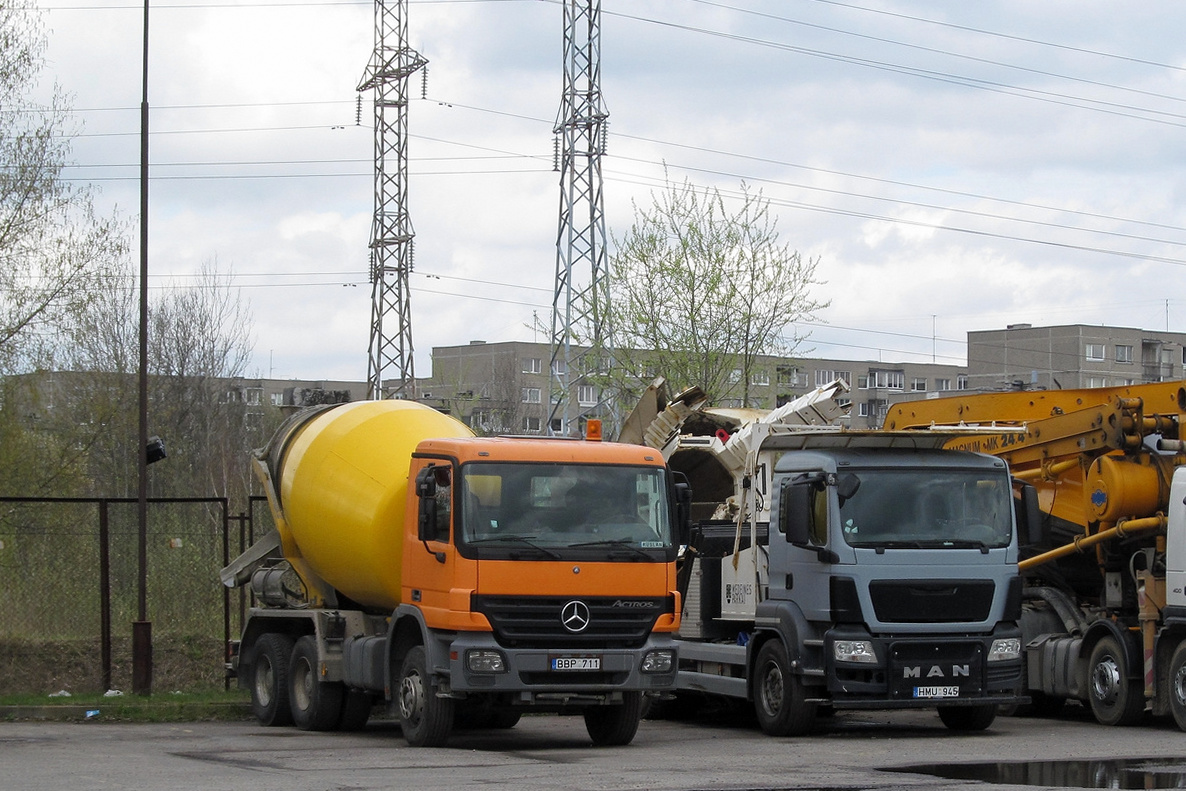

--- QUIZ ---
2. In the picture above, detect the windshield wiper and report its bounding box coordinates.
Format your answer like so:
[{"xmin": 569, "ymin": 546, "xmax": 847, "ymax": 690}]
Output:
[
  {"xmin": 569, "ymin": 538, "xmax": 655, "ymax": 560},
  {"xmin": 939, "ymin": 539, "xmax": 992, "ymax": 553},
  {"xmin": 467, "ymin": 534, "xmax": 561, "ymax": 560}
]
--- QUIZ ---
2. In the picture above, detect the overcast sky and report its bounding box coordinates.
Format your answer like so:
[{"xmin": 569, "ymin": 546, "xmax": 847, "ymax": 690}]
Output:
[{"xmin": 32, "ymin": 0, "xmax": 1186, "ymax": 381}]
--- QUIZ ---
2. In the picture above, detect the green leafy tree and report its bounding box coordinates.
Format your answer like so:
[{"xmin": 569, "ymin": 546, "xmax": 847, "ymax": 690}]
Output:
[{"xmin": 602, "ymin": 176, "xmax": 827, "ymax": 406}]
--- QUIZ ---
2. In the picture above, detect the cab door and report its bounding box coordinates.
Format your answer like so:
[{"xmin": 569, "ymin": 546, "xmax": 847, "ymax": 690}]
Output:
[{"xmin": 403, "ymin": 458, "xmax": 474, "ymax": 629}]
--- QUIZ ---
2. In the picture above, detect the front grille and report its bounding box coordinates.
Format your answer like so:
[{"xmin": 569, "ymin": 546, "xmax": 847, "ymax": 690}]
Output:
[
  {"xmin": 472, "ymin": 595, "xmax": 668, "ymax": 649},
  {"xmin": 870, "ymin": 579, "xmax": 994, "ymax": 623}
]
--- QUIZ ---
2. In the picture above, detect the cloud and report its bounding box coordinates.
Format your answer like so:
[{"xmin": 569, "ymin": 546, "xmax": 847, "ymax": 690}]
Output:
[{"xmin": 34, "ymin": 0, "xmax": 1186, "ymax": 381}]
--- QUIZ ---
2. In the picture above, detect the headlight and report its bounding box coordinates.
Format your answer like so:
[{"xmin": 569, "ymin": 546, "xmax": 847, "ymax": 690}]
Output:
[
  {"xmin": 641, "ymin": 649, "xmax": 675, "ymax": 673},
  {"xmin": 466, "ymin": 649, "xmax": 507, "ymax": 673},
  {"xmin": 988, "ymin": 638, "xmax": 1022, "ymax": 662},
  {"xmin": 833, "ymin": 639, "xmax": 877, "ymax": 664}
]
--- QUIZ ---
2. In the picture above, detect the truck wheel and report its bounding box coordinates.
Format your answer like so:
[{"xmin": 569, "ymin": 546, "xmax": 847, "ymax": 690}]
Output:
[
  {"xmin": 583, "ymin": 691, "xmax": 643, "ymax": 746},
  {"xmin": 491, "ymin": 709, "xmax": 521, "ymax": 729},
  {"xmin": 1088, "ymin": 636, "xmax": 1145, "ymax": 726},
  {"xmin": 336, "ymin": 689, "xmax": 374, "ymax": 732},
  {"xmin": 938, "ymin": 703, "xmax": 997, "ymax": 731},
  {"xmin": 398, "ymin": 646, "xmax": 454, "ymax": 747},
  {"xmin": 251, "ymin": 633, "xmax": 295, "ymax": 726},
  {"xmin": 753, "ymin": 640, "xmax": 815, "ymax": 737},
  {"xmin": 1168, "ymin": 641, "xmax": 1186, "ymax": 732},
  {"xmin": 289, "ymin": 635, "xmax": 345, "ymax": 731}
]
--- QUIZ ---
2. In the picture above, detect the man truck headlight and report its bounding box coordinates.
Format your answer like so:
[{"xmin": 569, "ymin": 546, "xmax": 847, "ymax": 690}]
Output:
[
  {"xmin": 833, "ymin": 640, "xmax": 877, "ymax": 664},
  {"xmin": 988, "ymin": 638, "xmax": 1022, "ymax": 662},
  {"xmin": 466, "ymin": 649, "xmax": 507, "ymax": 673},
  {"xmin": 641, "ymin": 649, "xmax": 675, "ymax": 673}
]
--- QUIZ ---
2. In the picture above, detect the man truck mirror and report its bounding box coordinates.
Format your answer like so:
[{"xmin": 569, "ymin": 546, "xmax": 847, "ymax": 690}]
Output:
[
  {"xmin": 780, "ymin": 478, "xmax": 813, "ymax": 546},
  {"xmin": 1013, "ymin": 480, "xmax": 1045, "ymax": 548}
]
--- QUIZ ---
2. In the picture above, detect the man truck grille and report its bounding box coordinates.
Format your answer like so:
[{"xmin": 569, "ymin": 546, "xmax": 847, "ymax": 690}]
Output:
[
  {"xmin": 869, "ymin": 580, "xmax": 995, "ymax": 623},
  {"xmin": 472, "ymin": 595, "xmax": 667, "ymax": 649}
]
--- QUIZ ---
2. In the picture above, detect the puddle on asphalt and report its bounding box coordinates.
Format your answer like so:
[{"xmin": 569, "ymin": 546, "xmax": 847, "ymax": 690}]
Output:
[{"xmin": 886, "ymin": 757, "xmax": 1186, "ymax": 789}]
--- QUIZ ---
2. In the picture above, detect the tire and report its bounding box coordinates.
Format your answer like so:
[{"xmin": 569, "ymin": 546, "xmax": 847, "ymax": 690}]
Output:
[
  {"xmin": 251, "ymin": 633, "xmax": 295, "ymax": 726},
  {"xmin": 397, "ymin": 646, "xmax": 454, "ymax": 747},
  {"xmin": 752, "ymin": 640, "xmax": 816, "ymax": 737},
  {"xmin": 1087, "ymin": 635, "xmax": 1146, "ymax": 726},
  {"xmin": 583, "ymin": 691, "xmax": 643, "ymax": 746},
  {"xmin": 336, "ymin": 688, "xmax": 374, "ymax": 732},
  {"xmin": 1168, "ymin": 640, "xmax": 1186, "ymax": 732},
  {"xmin": 490, "ymin": 709, "xmax": 521, "ymax": 729},
  {"xmin": 938, "ymin": 703, "xmax": 997, "ymax": 731},
  {"xmin": 289, "ymin": 635, "xmax": 345, "ymax": 731}
]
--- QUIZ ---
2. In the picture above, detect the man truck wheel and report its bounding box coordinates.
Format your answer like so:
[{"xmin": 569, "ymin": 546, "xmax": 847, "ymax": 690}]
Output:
[
  {"xmin": 1168, "ymin": 640, "xmax": 1186, "ymax": 732},
  {"xmin": 251, "ymin": 633, "xmax": 294, "ymax": 726},
  {"xmin": 289, "ymin": 635, "xmax": 345, "ymax": 731},
  {"xmin": 753, "ymin": 640, "xmax": 816, "ymax": 736},
  {"xmin": 398, "ymin": 646, "xmax": 455, "ymax": 747},
  {"xmin": 938, "ymin": 703, "xmax": 997, "ymax": 731},
  {"xmin": 583, "ymin": 691, "xmax": 643, "ymax": 746},
  {"xmin": 1088, "ymin": 636, "xmax": 1145, "ymax": 726}
]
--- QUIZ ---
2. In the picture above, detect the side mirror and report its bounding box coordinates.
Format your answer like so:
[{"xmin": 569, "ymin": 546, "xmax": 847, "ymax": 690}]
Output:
[
  {"xmin": 673, "ymin": 476, "xmax": 693, "ymax": 546},
  {"xmin": 415, "ymin": 465, "xmax": 451, "ymax": 555},
  {"xmin": 1013, "ymin": 480, "xmax": 1045, "ymax": 548},
  {"xmin": 780, "ymin": 478, "xmax": 813, "ymax": 546},
  {"xmin": 415, "ymin": 465, "xmax": 437, "ymax": 499},
  {"xmin": 836, "ymin": 472, "xmax": 860, "ymax": 505}
]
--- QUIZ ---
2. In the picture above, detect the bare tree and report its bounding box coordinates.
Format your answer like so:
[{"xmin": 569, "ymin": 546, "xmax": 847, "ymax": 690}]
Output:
[
  {"xmin": 600, "ymin": 176, "xmax": 827, "ymax": 405},
  {"xmin": 0, "ymin": 2, "xmax": 128, "ymax": 374}
]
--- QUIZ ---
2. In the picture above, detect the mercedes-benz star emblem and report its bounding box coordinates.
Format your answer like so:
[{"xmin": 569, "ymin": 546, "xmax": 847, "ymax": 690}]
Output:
[{"xmin": 560, "ymin": 600, "xmax": 591, "ymax": 633}]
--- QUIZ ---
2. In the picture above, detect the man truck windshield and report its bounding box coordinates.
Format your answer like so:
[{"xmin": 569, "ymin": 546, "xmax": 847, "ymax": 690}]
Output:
[
  {"xmin": 460, "ymin": 463, "xmax": 673, "ymax": 555},
  {"xmin": 838, "ymin": 470, "xmax": 1012, "ymax": 549}
]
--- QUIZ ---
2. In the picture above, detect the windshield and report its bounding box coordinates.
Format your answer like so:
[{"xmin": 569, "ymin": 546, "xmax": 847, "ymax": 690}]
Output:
[
  {"xmin": 838, "ymin": 470, "xmax": 1012, "ymax": 549},
  {"xmin": 459, "ymin": 462, "xmax": 673, "ymax": 557}
]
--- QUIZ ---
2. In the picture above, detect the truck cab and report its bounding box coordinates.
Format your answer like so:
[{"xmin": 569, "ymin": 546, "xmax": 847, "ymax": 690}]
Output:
[{"xmin": 767, "ymin": 447, "xmax": 1025, "ymax": 715}]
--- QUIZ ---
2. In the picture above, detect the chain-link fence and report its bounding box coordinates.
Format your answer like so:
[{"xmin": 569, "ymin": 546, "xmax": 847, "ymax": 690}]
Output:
[{"xmin": 0, "ymin": 497, "xmax": 257, "ymax": 696}]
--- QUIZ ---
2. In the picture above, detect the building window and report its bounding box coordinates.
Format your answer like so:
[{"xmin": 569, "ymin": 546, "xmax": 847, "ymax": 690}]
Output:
[
  {"xmin": 246, "ymin": 388, "xmax": 262, "ymax": 405},
  {"xmin": 522, "ymin": 357, "xmax": 542, "ymax": 374},
  {"xmin": 815, "ymin": 369, "xmax": 834, "ymax": 387},
  {"xmin": 857, "ymin": 375, "xmax": 869, "ymax": 389},
  {"xmin": 835, "ymin": 371, "xmax": 851, "ymax": 385},
  {"xmin": 270, "ymin": 392, "xmax": 284, "ymax": 406},
  {"xmin": 521, "ymin": 388, "xmax": 541, "ymax": 404},
  {"xmin": 777, "ymin": 366, "xmax": 802, "ymax": 387},
  {"xmin": 551, "ymin": 359, "xmax": 567, "ymax": 375},
  {"xmin": 870, "ymin": 370, "xmax": 904, "ymax": 390},
  {"xmin": 751, "ymin": 370, "xmax": 770, "ymax": 387},
  {"xmin": 1115, "ymin": 345, "xmax": 1133, "ymax": 364},
  {"xmin": 957, "ymin": 374, "xmax": 968, "ymax": 390},
  {"xmin": 729, "ymin": 369, "xmax": 742, "ymax": 384},
  {"xmin": 1085, "ymin": 343, "xmax": 1105, "ymax": 361},
  {"xmin": 577, "ymin": 385, "xmax": 597, "ymax": 406},
  {"xmin": 858, "ymin": 402, "xmax": 869, "ymax": 418},
  {"xmin": 1087, "ymin": 376, "xmax": 1107, "ymax": 388},
  {"xmin": 911, "ymin": 378, "xmax": 927, "ymax": 392},
  {"xmin": 522, "ymin": 416, "xmax": 541, "ymax": 433},
  {"xmin": 935, "ymin": 378, "xmax": 951, "ymax": 391}
]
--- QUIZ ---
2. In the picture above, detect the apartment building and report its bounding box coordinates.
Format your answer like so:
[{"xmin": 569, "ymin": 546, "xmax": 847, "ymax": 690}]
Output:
[
  {"xmin": 966, "ymin": 324, "xmax": 1186, "ymax": 392},
  {"xmin": 415, "ymin": 340, "xmax": 967, "ymax": 431}
]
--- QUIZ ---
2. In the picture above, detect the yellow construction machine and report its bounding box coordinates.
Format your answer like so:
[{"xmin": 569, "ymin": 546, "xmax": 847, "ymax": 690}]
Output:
[{"xmin": 885, "ymin": 382, "xmax": 1186, "ymax": 729}]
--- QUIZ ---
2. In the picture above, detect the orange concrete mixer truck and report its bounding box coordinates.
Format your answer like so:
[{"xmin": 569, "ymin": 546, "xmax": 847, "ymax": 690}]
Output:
[{"xmin": 221, "ymin": 400, "xmax": 688, "ymax": 746}]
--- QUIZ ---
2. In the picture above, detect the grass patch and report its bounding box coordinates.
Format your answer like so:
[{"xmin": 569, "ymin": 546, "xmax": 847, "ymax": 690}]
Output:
[{"xmin": 0, "ymin": 689, "xmax": 252, "ymax": 723}]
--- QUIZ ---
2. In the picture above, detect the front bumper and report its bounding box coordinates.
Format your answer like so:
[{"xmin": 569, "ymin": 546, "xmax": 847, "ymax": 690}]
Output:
[
  {"xmin": 446, "ymin": 631, "xmax": 677, "ymax": 697},
  {"xmin": 824, "ymin": 624, "xmax": 1026, "ymax": 709}
]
